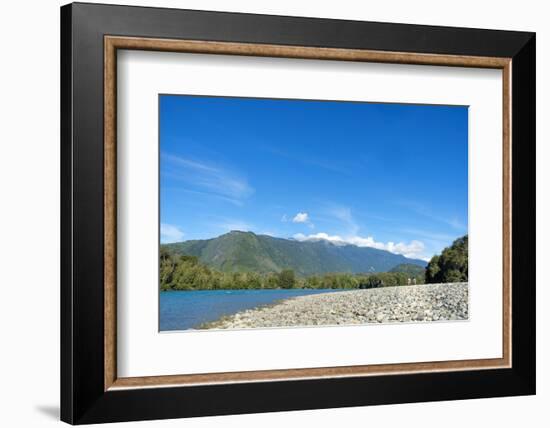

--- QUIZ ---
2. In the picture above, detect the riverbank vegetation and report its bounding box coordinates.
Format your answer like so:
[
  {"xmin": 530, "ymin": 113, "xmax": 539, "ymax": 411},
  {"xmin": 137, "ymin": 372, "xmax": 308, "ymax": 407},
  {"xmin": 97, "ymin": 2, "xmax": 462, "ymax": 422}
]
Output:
[
  {"xmin": 160, "ymin": 248, "xmax": 425, "ymax": 291},
  {"xmin": 425, "ymin": 235, "xmax": 468, "ymax": 283},
  {"xmin": 160, "ymin": 234, "xmax": 468, "ymax": 291}
]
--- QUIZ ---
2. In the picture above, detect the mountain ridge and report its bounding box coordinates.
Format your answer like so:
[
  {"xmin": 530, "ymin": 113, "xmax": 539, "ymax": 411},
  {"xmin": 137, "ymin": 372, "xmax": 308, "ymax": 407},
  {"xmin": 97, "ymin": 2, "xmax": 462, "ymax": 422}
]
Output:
[{"xmin": 163, "ymin": 230, "xmax": 427, "ymax": 276}]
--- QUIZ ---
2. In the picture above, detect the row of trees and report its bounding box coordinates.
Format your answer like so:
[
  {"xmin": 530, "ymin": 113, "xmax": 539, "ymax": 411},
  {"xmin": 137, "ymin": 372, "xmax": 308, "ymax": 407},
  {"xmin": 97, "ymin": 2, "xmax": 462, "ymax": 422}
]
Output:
[
  {"xmin": 425, "ymin": 235, "xmax": 468, "ymax": 283},
  {"xmin": 160, "ymin": 249, "xmax": 425, "ymax": 291},
  {"xmin": 160, "ymin": 234, "xmax": 469, "ymax": 291}
]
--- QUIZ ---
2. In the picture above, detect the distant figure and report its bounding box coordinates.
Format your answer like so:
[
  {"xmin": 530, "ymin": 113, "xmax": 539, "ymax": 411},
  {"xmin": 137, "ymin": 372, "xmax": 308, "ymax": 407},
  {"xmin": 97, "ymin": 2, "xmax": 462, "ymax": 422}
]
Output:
[
  {"xmin": 407, "ymin": 278, "xmax": 411, "ymax": 285},
  {"xmin": 413, "ymin": 278, "xmax": 417, "ymax": 285}
]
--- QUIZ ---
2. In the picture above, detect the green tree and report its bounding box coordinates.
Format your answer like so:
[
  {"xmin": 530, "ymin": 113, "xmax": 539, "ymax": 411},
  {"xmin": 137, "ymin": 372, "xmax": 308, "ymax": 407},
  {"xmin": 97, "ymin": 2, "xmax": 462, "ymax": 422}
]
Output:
[
  {"xmin": 159, "ymin": 246, "xmax": 435, "ymax": 291},
  {"xmin": 305, "ymin": 275, "xmax": 320, "ymax": 289},
  {"xmin": 264, "ymin": 273, "xmax": 279, "ymax": 289},
  {"xmin": 425, "ymin": 235, "xmax": 468, "ymax": 284},
  {"xmin": 278, "ymin": 269, "xmax": 296, "ymax": 289},
  {"xmin": 425, "ymin": 255, "xmax": 441, "ymax": 283}
]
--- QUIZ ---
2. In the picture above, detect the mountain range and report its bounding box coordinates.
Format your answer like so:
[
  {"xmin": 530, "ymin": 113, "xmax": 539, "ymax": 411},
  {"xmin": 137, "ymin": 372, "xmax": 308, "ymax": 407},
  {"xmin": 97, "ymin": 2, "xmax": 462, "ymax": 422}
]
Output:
[{"xmin": 163, "ymin": 230, "xmax": 427, "ymax": 276}]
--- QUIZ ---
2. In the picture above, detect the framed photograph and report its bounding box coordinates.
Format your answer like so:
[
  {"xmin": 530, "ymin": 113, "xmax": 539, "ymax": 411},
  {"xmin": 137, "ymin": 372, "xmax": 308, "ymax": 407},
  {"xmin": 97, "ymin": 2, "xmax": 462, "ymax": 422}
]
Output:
[{"xmin": 61, "ymin": 2, "xmax": 535, "ymax": 424}]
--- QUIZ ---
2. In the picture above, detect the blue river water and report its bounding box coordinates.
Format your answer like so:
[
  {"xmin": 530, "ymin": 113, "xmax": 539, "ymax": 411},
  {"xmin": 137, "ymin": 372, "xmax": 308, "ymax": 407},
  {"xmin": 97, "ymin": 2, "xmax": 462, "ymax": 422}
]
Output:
[{"xmin": 160, "ymin": 289, "xmax": 342, "ymax": 331}]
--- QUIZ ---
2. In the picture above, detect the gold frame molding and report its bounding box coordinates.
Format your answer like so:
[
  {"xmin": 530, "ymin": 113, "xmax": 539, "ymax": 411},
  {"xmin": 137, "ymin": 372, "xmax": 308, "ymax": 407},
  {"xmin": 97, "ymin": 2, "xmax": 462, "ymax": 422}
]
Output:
[{"xmin": 104, "ymin": 36, "xmax": 512, "ymax": 391}]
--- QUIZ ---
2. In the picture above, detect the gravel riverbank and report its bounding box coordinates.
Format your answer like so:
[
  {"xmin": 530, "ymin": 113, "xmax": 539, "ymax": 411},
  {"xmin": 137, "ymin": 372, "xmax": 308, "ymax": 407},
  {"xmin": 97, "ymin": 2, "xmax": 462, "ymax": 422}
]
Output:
[{"xmin": 200, "ymin": 282, "xmax": 468, "ymax": 329}]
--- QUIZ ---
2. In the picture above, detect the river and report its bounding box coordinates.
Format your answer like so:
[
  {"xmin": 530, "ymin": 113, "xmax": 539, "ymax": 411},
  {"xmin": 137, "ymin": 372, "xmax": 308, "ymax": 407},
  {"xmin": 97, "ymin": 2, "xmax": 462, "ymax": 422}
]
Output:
[{"xmin": 160, "ymin": 288, "xmax": 343, "ymax": 331}]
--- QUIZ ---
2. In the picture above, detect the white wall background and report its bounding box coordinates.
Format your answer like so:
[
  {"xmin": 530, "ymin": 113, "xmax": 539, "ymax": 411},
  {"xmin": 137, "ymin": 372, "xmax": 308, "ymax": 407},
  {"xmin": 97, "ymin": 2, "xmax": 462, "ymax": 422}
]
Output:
[{"xmin": 0, "ymin": 1, "xmax": 546, "ymax": 427}]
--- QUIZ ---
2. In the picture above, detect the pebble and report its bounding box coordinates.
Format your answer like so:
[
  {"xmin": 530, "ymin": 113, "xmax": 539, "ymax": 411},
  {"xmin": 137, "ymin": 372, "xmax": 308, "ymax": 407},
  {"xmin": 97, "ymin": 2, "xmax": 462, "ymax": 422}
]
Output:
[{"xmin": 200, "ymin": 282, "xmax": 469, "ymax": 329}]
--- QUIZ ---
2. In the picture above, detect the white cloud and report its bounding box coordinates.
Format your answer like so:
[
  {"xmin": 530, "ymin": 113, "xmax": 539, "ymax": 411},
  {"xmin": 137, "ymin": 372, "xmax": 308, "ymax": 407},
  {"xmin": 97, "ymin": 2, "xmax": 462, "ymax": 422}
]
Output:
[
  {"xmin": 218, "ymin": 220, "xmax": 254, "ymax": 233},
  {"xmin": 282, "ymin": 212, "xmax": 314, "ymax": 228},
  {"xmin": 293, "ymin": 232, "xmax": 426, "ymax": 260},
  {"xmin": 384, "ymin": 241, "xmax": 426, "ymax": 259},
  {"xmin": 160, "ymin": 224, "xmax": 185, "ymax": 243},
  {"xmin": 294, "ymin": 232, "xmax": 340, "ymax": 242},
  {"xmin": 292, "ymin": 212, "xmax": 310, "ymax": 223}
]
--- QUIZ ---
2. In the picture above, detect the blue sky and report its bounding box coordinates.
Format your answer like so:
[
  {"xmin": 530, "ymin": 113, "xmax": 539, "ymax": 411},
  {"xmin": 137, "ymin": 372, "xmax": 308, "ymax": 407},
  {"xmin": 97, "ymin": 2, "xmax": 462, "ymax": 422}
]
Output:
[{"xmin": 160, "ymin": 95, "xmax": 468, "ymax": 261}]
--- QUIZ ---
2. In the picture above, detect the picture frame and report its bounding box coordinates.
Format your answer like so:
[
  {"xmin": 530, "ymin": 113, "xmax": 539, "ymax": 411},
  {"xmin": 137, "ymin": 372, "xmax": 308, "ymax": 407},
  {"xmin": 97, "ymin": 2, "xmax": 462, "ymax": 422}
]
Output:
[{"xmin": 60, "ymin": 2, "xmax": 535, "ymax": 424}]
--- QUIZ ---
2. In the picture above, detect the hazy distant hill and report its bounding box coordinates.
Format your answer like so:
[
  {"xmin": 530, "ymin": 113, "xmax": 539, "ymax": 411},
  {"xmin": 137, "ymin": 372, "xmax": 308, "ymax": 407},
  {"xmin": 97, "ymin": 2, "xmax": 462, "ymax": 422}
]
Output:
[
  {"xmin": 163, "ymin": 231, "xmax": 426, "ymax": 276},
  {"xmin": 389, "ymin": 263, "xmax": 426, "ymax": 277}
]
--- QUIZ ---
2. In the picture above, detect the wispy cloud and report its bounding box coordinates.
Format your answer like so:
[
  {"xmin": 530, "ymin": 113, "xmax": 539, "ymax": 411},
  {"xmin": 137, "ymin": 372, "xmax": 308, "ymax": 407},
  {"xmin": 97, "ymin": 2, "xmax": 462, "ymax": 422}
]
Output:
[
  {"xmin": 263, "ymin": 146, "xmax": 352, "ymax": 175},
  {"xmin": 259, "ymin": 230, "xmax": 277, "ymax": 237},
  {"xmin": 324, "ymin": 204, "xmax": 360, "ymax": 235},
  {"xmin": 160, "ymin": 223, "xmax": 185, "ymax": 243},
  {"xmin": 397, "ymin": 200, "xmax": 467, "ymax": 231},
  {"xmin": 169, "ymin": 187, "xmax": 246, "ymax": 207},
  {"xmin": 399, "ymin": 228, "xmax": 456, "ymax": 243},
  {"xmin": 162, "ymin": 153, "xmax": 254, "ymax": 205},
  {"xmin": 293, "ymin": 232, "xmax": 427, "ymax": 260},
  {"xmin": 217, "ymin": 219, "xmax": 255, "ymax": 233},
  {"xmin": 447, "ymin": 217, "xmax": 466, "ymax": 230},
  {"xmin": 398, "ymin": 228, "xmax": 462, "ymax": 259}
]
